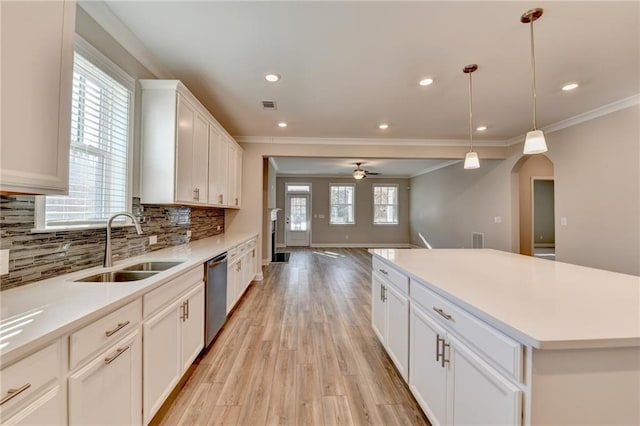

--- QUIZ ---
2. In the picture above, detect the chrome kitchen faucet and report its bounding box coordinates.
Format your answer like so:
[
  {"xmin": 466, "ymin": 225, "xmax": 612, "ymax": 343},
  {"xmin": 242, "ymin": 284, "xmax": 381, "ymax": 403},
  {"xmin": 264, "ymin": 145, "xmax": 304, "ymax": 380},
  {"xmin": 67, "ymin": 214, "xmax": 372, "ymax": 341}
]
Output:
[{"xmin": 104, "ymin": 212, "xmax": 143, "ymax": 268}]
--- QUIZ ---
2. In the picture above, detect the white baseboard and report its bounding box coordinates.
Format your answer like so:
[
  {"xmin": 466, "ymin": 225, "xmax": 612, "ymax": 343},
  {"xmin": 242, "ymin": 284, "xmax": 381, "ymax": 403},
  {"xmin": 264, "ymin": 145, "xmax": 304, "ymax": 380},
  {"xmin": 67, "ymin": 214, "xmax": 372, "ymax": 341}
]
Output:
[
  {"xmin": 276, "ymin": 243, "xmax": 286, "ymax": 248},
  {"xmin": 254, "ymin": 272, "xmax": 264, "ymax": 281},
  {"xmin": 262, "ymin": 258, "xmax": 271, "ymax": 266},
  {"xmin": 310, "ymin": 242, "xmax": 412, "ymax": 249}
]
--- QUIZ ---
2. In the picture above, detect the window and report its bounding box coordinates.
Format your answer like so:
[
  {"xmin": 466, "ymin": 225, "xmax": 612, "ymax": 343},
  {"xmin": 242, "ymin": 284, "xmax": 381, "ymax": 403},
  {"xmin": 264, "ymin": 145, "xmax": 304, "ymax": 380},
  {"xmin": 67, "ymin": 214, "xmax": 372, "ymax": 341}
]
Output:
[
  {"xmin": 373, "ymin": 184, "xmax": 399, "ymax": 225},
  {"xmin": 286, "ymin": 183, "xmax": 311, "ymax": 193},
  {"xmin": 35, "ymin": 38, "xmax": 134, "ymax": 230},
  {"xmin": 330, "ymin": 184, "xmax": 355, "ymax": 224}
]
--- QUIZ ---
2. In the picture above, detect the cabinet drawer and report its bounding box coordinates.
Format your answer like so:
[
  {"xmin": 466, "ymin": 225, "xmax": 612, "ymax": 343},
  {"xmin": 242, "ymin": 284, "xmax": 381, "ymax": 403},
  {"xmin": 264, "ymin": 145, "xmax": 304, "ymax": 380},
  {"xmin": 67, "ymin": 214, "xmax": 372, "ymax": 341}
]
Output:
[
  {"xmin": 70, "ymin": 300, "xmax": 141, "ymax": 370},
  {"xmin": 143, "ymin": 266, "xmax": 204, "ymax": 318},
  {"xmin": 372, "ymin": 257, "xmax": 409, "ymax": 295},
  {"xmin": 411, "ymin": 279, "xmax": 523, "ymax": 382},
  {"xmin": 0, "ymin": 341, "xmax": 61, "ymax": 417}
]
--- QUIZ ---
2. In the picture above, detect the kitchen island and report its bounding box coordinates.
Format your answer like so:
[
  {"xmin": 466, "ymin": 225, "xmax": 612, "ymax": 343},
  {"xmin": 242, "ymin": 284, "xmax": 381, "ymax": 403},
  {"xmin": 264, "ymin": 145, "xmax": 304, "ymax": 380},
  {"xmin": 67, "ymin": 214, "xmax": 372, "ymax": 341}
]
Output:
[{"xmin": 370, "ymin": 248, "xmax": 640, "ymax": 426}]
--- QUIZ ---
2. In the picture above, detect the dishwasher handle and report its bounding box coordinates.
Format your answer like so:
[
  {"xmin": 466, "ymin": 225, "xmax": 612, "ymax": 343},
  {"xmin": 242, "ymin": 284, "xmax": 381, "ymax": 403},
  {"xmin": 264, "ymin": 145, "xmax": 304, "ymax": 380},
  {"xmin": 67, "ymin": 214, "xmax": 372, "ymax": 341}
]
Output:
[{"xmin": 207, "ymin": 253, "xmax": 227, "ymax": 268}]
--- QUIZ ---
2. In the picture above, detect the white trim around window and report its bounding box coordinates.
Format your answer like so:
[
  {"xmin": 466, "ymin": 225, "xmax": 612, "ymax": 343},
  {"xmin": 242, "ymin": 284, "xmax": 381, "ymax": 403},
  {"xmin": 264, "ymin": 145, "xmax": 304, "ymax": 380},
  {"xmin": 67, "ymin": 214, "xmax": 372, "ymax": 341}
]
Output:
[
  {"xmin": 372, "ymin": 183, "xmax": 399, "ymax": 225},
  {"xmin": 33, "ymin": 36, "xmax": 135, "ymax": 232},
  {"xmin": 329, "ymin": 183, "xmax": 356, "ymax": 225}
]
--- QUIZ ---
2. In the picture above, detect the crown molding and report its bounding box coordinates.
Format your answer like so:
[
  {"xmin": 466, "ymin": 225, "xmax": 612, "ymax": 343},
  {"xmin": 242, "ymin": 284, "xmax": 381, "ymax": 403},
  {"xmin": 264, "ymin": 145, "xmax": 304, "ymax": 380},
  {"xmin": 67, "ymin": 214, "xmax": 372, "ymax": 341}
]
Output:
[
  {"xmin": 78, "ymin": 1, "xmax": 174, "ymax": 79},
  {"xmin": 506, "ymin": 94, "xmax": 640, "ymax": 146},
  {"xmin": 235, "ymin": 136, "xmax": 508, "ymax": 147}
]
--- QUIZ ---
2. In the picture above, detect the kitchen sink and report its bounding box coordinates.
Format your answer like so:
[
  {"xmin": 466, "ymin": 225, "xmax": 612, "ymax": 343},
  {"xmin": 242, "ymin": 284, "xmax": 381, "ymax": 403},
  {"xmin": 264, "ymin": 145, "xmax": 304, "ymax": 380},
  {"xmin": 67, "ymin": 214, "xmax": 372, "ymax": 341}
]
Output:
[
  {"xmin": 121, "ymin": 261, "xmax": 184, "ymax": 272},
  {"xmin": 75, "ymin": 271, "xmax": 158, "ymax": 283}
]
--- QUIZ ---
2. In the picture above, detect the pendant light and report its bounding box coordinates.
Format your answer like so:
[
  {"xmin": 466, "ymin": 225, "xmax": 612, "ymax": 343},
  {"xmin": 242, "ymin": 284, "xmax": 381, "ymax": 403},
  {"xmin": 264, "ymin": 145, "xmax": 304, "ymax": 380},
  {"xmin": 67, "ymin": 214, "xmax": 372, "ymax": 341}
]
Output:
[
  {"xmin": 521, "ymin": 7, "xmax": 548, "ymax": 154},
  {"xmin": 463, "ymin": 64, "xmax": 480, "ymax": 169}
]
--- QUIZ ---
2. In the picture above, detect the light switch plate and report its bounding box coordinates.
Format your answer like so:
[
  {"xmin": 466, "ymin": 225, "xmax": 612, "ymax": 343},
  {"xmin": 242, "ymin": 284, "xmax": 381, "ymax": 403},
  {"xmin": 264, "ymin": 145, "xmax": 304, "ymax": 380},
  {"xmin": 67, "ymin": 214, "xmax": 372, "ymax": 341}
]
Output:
[
  {"xmin": 149, "ymin": 235, "xmax": 158, "ymax": 245},
  {"xmin": 560, "ymin": 217, "xmax": 568, "ymax": 226},
  {"xmin": 186, "ymin": 230, "xmax": 192, "ymax": 237},
  {"xmin": 0, "ymin": 249, "xmax": 10, "ymax": 275}
]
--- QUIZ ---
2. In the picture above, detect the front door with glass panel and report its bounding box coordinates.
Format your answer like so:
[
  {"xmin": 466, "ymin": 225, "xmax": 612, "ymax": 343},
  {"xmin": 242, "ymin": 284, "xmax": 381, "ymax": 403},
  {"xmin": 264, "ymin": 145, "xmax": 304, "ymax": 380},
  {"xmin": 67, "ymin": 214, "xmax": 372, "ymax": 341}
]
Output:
[{"xmin": 285, "ymin": 193, "xmax": 310, "ymax": 246}]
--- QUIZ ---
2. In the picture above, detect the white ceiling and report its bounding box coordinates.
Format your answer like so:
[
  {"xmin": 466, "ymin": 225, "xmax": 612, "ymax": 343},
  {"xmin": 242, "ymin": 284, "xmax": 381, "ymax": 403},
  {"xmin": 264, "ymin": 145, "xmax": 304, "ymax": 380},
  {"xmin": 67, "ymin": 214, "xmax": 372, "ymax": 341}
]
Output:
[
  {"xmin": 272, "ymin": 157, "xmax": 462, "ymax": 177},
  {"xmin": 101, "ymin": 1, "xmax": 639, "ymax": 142}
]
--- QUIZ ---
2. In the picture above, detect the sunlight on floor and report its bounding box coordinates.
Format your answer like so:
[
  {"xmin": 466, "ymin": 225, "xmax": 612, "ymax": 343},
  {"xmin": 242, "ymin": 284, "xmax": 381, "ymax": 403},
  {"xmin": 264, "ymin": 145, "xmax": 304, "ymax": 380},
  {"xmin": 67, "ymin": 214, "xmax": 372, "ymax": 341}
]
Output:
[{"xmin": 312, "ymin": 250, "xmax": 345, "ymax": 259}]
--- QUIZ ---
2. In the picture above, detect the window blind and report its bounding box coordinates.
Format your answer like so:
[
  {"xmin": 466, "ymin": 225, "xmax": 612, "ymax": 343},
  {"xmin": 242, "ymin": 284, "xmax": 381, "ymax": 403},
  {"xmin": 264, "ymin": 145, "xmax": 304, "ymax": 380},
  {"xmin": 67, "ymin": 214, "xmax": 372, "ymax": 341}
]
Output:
[
  {"xmin": 330, "ymin": 184, "xmax": 355, "ymax": 224},
  {"xmin": 44, "ymin": 51, "xmax": 131, "ymax": 226},
  {"xmin": 373, "ymin": 184, "xmax": 398, "ymax": 225}
]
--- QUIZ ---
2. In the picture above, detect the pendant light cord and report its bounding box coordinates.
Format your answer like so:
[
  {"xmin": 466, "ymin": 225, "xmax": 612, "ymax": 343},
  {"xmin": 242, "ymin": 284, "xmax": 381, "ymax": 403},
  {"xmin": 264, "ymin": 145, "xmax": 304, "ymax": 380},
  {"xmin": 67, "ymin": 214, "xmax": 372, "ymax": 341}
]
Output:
[
  {"xmin": 468, "ymin": 71, "xmax": 473, "ymax": 152},
  {"xmin": 530, "ymin": 19, "xmax": 538, "ymax": 130}
]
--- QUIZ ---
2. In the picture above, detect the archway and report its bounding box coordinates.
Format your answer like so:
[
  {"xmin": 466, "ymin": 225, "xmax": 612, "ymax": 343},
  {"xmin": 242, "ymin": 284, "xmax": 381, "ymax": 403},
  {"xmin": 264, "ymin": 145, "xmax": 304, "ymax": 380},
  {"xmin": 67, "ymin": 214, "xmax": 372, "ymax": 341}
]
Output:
[{"xmin": 511, "ymin": 155, "xmax": 554, "ymax": 256}]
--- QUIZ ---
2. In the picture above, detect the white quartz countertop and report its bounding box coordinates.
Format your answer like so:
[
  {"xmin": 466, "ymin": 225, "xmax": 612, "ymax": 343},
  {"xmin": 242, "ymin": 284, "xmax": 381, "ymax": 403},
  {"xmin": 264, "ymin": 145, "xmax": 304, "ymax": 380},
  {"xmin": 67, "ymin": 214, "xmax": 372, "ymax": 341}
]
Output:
[
  {"xmin": 370, "ymin": 248, "xmax": 640, "ymax": 350},
  {"xmin": 0, "ymin": 233, "xmax": 257, "ymax": 366}
]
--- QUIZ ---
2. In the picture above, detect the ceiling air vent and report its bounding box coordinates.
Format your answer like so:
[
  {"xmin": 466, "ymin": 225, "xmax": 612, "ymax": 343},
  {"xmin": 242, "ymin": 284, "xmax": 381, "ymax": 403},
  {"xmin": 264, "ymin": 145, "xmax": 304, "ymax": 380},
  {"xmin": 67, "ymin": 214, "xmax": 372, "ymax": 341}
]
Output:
[{"xmin": 261, "ymin": 100, "xmax": 277, "ymax": 110}]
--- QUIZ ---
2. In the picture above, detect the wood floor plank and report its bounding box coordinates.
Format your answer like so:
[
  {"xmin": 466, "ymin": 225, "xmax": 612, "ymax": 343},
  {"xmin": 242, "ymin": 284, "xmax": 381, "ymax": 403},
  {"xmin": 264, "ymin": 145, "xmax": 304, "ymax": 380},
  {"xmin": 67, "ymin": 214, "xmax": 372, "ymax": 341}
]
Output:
[
  {"xmin": 322, "ymin": 395, "xmax": 355, "ymax": 426},
  {"xmin": 342, "ymin": 375, "xmax": 385, "ymax": 426},
  {"xmin": 206, "ymin": 405, "xmax": 241, "ymax": 426},
  {"xmin": 265, "ymin": 350, "xmax": 297, "ymax": 425},
  {"xmin": 216, "ymin": 325, "xmax": 263, "ymax": 405},
  {"xmin": 295, "ymin": 364, "xmax": 324, "ymax": 426},
  {"xmin": 313, "ymin": 322, "xmax": 346, "ymax": 396}
]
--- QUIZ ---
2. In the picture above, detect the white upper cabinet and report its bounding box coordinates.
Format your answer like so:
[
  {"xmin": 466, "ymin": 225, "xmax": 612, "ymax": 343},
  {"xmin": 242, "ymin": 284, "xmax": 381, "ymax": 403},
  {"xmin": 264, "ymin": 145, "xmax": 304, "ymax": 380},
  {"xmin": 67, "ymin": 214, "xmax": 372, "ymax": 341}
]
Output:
[
  {"xmin": 140, "ymin": 80, "xmax": 242, "ymax": 208},
  {"xmin": 0, "ymin": 0, "xmax": 75, "ymax": 195}
]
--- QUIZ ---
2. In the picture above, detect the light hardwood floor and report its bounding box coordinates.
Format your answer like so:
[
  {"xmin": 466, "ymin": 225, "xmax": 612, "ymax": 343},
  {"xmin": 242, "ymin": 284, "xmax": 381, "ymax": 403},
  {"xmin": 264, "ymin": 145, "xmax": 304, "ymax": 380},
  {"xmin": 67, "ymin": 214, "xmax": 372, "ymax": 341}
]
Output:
[{"xmin": 151, "ymin": 248, "xmax": 430, "ymax": 426}]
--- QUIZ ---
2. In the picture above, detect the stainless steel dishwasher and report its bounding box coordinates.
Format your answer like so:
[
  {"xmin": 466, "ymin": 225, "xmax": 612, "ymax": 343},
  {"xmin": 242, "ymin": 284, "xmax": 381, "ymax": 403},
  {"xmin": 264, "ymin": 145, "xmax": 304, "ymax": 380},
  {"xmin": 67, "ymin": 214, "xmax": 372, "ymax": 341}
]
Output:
[{"xmin": 204, "ymin": 252, "xmax": 227, "ymax": 348}]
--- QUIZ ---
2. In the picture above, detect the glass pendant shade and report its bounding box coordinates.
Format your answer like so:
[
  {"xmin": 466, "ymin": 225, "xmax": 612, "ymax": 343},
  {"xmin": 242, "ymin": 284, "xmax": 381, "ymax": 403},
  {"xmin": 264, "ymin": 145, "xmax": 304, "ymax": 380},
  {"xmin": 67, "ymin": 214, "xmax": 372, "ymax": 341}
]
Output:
[
  {"xmin": 523, "ymin": 129, "xmax": 548, "ymax": 154},
  {"xmin": 353, "ymin": 170, "xmax": 366, "ymax": 180},
  {"xmin": 464, "ymin": 151, "xmax": 480, "ymax": 169}
]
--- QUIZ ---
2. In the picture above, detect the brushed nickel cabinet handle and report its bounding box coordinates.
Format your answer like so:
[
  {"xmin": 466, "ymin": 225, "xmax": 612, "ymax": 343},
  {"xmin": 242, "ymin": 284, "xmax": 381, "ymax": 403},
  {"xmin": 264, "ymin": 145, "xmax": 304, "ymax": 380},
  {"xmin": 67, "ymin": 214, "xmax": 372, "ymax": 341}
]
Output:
[
  {"xmin": 380, "ymin": 283, "xmax": 384, "ymax": 301},
  {"xmin": 105, "ymin": 320, "xmax": 130, "ymax": 337},
  {"xmin": 382, "ymin": 285, "xmax": 387, "ymax": 302},
  {"xmin": 442, "ymin": 341, "xmax": 450, "ymax": 368},
  {"xmin": 185, "ymin": 299, "xmax": 190, "ymax": 320},
  {"xmin": 0, "ymin": 383, "xmax": 31, "ymax": 406},
  {"xmin": 433, "ymin": 307, "xmax": 453, "ymax": 321},
  {"xmin": 104, "ymin": 346, "xmax": 130, "ymax": 365},
  {"xmin": 219, "ymin": 194, "xmax": 223, "ymax": 204},
  {"xmin": 378, "ymin": 269, "xmax": 388, "ymax": 275},
  {"xmin": 235, "ymin": 197, "xmax": 238, "ymax": 205},
  {"xmin": 436, "ymin": 334, "xmax": 444, "ymax": 362},
  {"xmin": 180, "ymin": 302, "xmax": 186, "ymax": 321}
]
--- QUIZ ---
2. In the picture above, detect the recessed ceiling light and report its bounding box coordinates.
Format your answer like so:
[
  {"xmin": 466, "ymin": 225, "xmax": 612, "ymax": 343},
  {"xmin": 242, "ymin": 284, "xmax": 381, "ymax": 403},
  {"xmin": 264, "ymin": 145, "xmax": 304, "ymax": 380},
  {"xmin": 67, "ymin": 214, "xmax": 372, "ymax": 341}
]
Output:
[
  {"xmin": 265, "ymin": 73, "xmax": 281, "ymax": 82},
  {"xmin": 476, "ymin": 126, "xmax": 487, "ymax": 131},
  {"xmin": 378, "ymin": 123, "xmax": 389, "ymax": 129},
  {"xmin": 278, "ymin": 122, "xmax": 287, "ymax": 128},
  {"xmin": 419, "ymin": 78, "xmax": 434, "ymax": 86},
  {"xmin": 562, "ymin": 82, "xmax": 579, "ymax": 91}
]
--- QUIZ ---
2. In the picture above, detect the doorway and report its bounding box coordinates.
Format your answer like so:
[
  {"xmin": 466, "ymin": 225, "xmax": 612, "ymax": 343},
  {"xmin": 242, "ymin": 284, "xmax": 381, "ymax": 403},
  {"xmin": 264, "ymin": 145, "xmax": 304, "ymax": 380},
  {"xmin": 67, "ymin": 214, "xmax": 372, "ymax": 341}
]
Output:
[
  {"xmin": 532, "ymin": 178, "xmax": 555, "ymax": 260},
  {"xmin": 285, "ymin": 183, "xmax": 312, "ymax": 247}
]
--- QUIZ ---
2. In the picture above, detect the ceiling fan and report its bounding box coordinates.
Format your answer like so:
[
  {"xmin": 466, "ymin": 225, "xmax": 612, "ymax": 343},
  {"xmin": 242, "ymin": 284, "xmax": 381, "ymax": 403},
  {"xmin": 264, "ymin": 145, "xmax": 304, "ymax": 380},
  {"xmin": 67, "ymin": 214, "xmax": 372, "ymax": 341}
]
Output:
[{"xmin": 352, "ymin": 162, "xmax": 380, "ymax": 180}]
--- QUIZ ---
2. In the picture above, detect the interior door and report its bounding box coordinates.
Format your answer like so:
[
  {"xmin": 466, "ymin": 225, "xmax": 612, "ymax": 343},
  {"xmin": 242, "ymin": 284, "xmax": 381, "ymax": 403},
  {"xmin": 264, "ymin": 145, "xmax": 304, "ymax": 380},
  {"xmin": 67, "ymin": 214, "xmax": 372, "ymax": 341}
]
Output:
[{"xmin": 285, "ymin": 193, "xmax": 310, "ymax": 246}]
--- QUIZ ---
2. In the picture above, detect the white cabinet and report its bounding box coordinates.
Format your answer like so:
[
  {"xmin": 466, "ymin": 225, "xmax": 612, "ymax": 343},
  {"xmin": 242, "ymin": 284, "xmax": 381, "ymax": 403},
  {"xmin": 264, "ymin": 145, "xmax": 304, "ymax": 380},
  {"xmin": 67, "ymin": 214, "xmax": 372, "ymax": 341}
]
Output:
[
  {"xmin": 226, "ymin": 239, "xmax": 257, "ymax": 314},
  {"xmin": 142, "ymin": 268, "xmax": 204, "ymax": 424},
  {"xmin": 140, "ymin": 79, "xmax": 243, "ymax": 208},
  {"xmin": 370, "ymin": 258, "xmax": 409, "ymax": 381},
  {"xmin": 0, "ymin": 341, "xmax": 66, "ymax": 425},
  {"xmin": 0, "ymin": 0, "xmax": 75, "ymax": 194},
  {"xmin": 68, "ymin": 330, "xmax": 142, "ymax": 426},
  {"xmin": 408, "ymin": 284, "xmax": 522, "ymax": 426},
  {"xmin": 175, "ymin": 95, "xmax": 209, "ymax": 204}
]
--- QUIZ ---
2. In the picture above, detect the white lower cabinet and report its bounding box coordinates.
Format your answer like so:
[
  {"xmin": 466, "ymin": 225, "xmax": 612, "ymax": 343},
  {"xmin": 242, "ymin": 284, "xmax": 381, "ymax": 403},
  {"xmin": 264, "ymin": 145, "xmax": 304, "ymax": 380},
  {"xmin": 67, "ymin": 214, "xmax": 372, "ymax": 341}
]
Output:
[
  {"xmin": 409, "ymin": 301, "xmax": 522, "ymax": 426},
  {"xmin": 68, "ymin": 330, "xmax": 141, "ymax": 425},
  {"xmin": 371, "ymin": 269, "xmax": 409, "ymax": 381},
  {"xmin": 142, "ymin": 275, "xmax": 204, "ymax": 424},
  {"xmin": 0, "ymin": 341, "xmax": 66, "ymax": 425},
  {"xmin": 226, "ymin": 241, "xmax": 257, "ymax": 314}
]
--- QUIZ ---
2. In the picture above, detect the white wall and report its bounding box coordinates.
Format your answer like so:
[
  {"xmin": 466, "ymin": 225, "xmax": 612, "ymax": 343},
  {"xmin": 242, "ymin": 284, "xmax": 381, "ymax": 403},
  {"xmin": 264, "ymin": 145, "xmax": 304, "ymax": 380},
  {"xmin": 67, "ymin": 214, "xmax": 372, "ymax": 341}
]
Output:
[{"xmin": 409, "ymin": 105, "xmax": 640, "ymax": 276}]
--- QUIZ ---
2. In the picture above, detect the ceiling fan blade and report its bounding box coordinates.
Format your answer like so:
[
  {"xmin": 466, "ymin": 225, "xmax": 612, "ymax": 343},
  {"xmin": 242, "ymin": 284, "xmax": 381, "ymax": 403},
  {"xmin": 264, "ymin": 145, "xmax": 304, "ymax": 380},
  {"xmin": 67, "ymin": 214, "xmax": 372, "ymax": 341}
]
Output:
[{"xmin": 365, "ymin": 171, "xmax": 381, "ymax": 175}]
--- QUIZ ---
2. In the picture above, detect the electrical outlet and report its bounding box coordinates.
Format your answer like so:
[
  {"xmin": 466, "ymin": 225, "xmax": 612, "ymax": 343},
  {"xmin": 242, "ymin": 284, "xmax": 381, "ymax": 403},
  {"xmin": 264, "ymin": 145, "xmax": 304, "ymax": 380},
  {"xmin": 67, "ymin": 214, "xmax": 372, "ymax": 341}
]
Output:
[
  {"xmin": 561, "ymin": 217, "xmax": 568, "ymax": 226},
  {"xmin": 345, "ymin": 234, "xmax": 349, "ymax": 240},
  {"xmin": 149, "ymin": 235, "xmax": 158, "ymax": 245},
  {"xmin": 0, "ymin": 249, "xmax": 9, "ymax": 275},
  {"xmin": 216, "ymin": 225, "xmax": 221, "ymax": 231},
  {"xmin": 186, "ymin": 230, "xmax": 192, "ymax": 237},
  {"xmin": 494, "ymin": 216, "xmax": 502, "ymax": 224}
]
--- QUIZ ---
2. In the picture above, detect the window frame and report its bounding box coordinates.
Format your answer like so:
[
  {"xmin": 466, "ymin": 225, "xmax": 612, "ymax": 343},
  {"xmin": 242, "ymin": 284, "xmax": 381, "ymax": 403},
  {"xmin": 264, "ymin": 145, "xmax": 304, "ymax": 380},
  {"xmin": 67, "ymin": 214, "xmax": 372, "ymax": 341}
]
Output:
[
  {"xmin": 329, "ymin": 183, "xmax": 356, "ymax": 225},
  {"xmin": 372, "ymin": 183, "xmax": 399, "ymax": 226},
  {"xmin": 33, "ymin": 36, "xmax": 135, "ymax": 232}
]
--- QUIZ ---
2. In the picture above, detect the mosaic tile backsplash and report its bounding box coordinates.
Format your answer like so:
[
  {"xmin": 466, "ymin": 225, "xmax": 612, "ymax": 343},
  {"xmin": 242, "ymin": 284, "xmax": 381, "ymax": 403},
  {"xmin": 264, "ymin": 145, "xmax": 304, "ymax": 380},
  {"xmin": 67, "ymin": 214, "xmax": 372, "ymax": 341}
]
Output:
[{"xmin": 0, "ymin": 196, "xmax": 224, "ymax": 290}]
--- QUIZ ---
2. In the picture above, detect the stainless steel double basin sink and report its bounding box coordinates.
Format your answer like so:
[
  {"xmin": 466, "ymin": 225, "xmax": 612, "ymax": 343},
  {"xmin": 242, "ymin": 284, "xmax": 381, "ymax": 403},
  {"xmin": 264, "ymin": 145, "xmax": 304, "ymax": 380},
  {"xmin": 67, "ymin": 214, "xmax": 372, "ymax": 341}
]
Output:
[{"xmin": 75, "ymin": 261, "xmax": 183, "ymax": 283}]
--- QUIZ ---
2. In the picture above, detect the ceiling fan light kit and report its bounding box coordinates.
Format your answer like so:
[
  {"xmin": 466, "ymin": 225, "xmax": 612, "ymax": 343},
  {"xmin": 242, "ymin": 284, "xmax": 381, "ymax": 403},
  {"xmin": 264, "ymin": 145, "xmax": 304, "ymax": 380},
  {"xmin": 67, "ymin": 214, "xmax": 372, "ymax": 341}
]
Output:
[
  {"xmin": 463, "ymin": 63, "xmax": 480, "ymax": 170},
  {"xmin": 521, "ymin": 7, "xmax": 548, "ymax": 155},
  {"xmin": 353, "ymin": 162, "xmax": 367, "ymax": 180}
]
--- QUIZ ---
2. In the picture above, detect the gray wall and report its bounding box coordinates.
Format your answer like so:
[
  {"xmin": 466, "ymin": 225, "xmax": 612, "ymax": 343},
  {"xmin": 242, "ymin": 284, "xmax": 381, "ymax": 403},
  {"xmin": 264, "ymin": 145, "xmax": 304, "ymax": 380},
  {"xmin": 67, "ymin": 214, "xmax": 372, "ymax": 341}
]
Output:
[
  {"xmin": 409, "ymin": 105, "xmax": 640, "ymax": 276},
  {"xmin": 276, "ymin": 177, "xmax": 410, "ymax": 246},
  {"xmin": 517, "ymin": 155, "xmax": 554, "ymax": 255},
  {"xmin": 533, "ymin": 180, "xmax": 555, "ymax": 246}
]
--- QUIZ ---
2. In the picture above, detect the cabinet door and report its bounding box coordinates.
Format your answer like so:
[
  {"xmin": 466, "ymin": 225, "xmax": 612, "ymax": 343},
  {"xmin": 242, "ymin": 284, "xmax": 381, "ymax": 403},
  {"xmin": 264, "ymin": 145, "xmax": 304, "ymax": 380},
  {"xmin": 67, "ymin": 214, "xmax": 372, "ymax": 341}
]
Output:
[
  {"xmin": 227, "ymin": 142, "xmax": 238, "ymax": 208},
  {"xmin": 181, "ymin": 283, "xmax": 205, "ymax": 372},
  {"xmin": 385, "ymin": 283, "xmax": 409, "ymax": 381},
  {"xmin": 409, "ymin": 303, "xmax": 448, "ymax": 426},
  {"xmin": 226, "ymin": 261, "xmax": 237, "ymax": 314},
  {"xmin": 68, "ymin": 330, "xmax": 142, "ymax": 426},
  {"xmin": 143, "ymin": 302, "xmax": 181, "ymax": 424},
  {"xmin": 235, "ymin": 148, "xmax": 243, "ymax": 208},
  {"xmin": 0, "ymin": 0, "xmax": 75, "ymax": 194},
  {"xmin": 448, "ymin": 335, "xmax": 522, "ymax": 426},
  {"xmin": 208, "ymin": 126, "xmax": 224, "ymax": 206},
  {"xmin": 3, "ymin": 386, "xmax": 65, "ymax": 426},
  {"xmin": 371, "ymin": 273, "xmax": 386, "ymax": 344},
  {"xmin": 175, "ymin": 95, "xmax": 196, "ymax": 203},
  {"xmin": 192, "ymin": 113, "xmax": 209, "ymax": 204}
]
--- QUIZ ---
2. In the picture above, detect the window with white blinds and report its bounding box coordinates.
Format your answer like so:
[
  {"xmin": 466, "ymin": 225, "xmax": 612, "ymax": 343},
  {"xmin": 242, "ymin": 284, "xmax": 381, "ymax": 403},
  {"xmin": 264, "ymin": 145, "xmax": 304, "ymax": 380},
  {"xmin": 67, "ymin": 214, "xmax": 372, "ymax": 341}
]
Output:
[
  {"xmin": 37, "ymin": 39, "xmax": 134, "ymax": 229},
  {"xmin": 330, "ymin": 184, "xmax": 355, "ymax": 225},
  {"xmin": 373, "ymin": 184, "xmax": 399, "ymax": 225}
]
